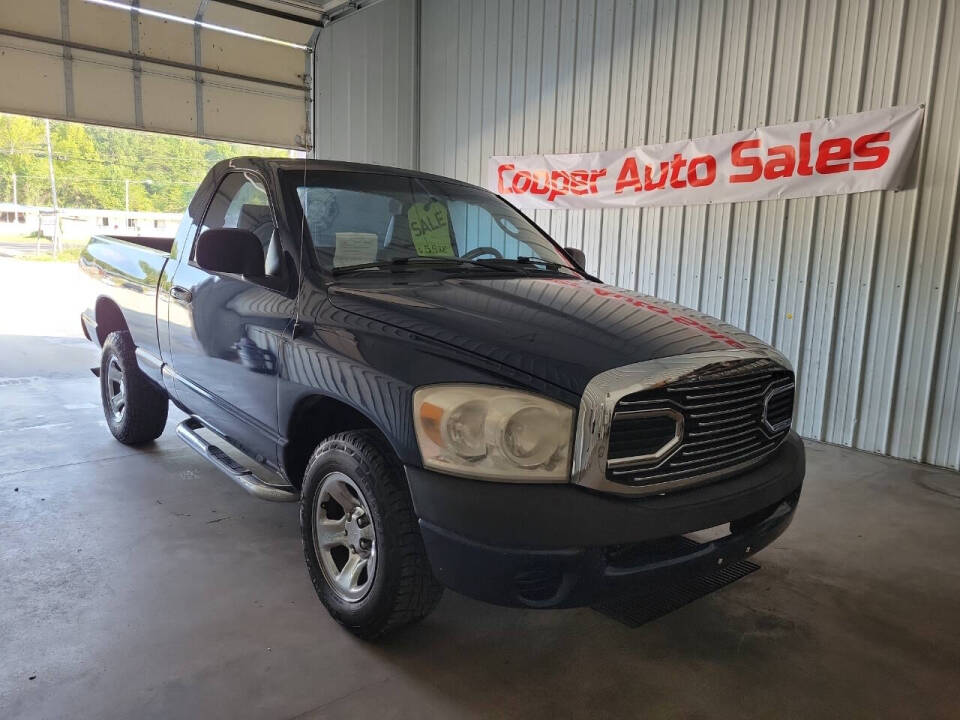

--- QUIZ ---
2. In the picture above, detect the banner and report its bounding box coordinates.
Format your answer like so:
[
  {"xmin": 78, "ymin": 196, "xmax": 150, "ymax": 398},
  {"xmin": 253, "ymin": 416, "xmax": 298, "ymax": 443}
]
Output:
[{"xmin": 488, "ymin": 105, "xmax": 924, "ymax": 210}]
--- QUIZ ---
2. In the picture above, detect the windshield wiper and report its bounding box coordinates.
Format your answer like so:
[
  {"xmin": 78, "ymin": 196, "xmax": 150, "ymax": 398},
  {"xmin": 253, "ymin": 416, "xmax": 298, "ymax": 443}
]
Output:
[
  {"xmin": 517, "ymin": 256, "xmax": 574, "ymax": 271},
  {"xmin": 476, "ymin": 256, "xmax": 576, "ymax": 274},
  {"xmin": 332, "ymin": 255, "xmax": 574, "ymax": 276},
  {"xmin": 332, "ymin": 256, "xmax": 487, "ymax": 275}
]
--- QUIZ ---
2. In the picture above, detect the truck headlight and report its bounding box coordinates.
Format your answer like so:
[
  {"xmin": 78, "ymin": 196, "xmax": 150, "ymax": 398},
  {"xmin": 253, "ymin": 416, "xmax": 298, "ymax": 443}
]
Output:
[{"xmin": 413, "ymin": 385, "xmax": 574, "ymax": 481}]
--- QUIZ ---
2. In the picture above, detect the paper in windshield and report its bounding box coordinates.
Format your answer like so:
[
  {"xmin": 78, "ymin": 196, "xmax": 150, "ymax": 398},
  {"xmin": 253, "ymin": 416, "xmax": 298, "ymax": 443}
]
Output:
[
  {"xmin": 334, "ymin": 232, "xmax": 379, "ymax": 267},
  {"xmin": 407, "ymin": 202, "xmax": 455, "ymax": 256}
]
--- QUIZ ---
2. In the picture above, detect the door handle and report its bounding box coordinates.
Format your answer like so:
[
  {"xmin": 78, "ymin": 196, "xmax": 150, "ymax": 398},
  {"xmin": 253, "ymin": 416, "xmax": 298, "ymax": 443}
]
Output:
[{"xmin": 170, "ymin": 285, "xmax": 193, "ymax": 304}]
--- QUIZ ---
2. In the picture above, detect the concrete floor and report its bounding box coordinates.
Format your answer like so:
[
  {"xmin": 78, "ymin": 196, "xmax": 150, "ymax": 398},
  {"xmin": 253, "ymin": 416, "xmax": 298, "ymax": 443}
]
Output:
[{"xmin": 1, "ymin": 257, "xmax": 959, "ymax": 719}]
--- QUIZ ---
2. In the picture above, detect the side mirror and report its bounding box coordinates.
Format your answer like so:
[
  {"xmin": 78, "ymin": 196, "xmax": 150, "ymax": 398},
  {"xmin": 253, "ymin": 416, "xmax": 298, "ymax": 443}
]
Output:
[
  {"xmin": 564, "ymin": 246, "xmax": 586, "ymax": 269},
  {"xmin": 195, "ymin": 228, "xmax": 264, "ymax": 276}
]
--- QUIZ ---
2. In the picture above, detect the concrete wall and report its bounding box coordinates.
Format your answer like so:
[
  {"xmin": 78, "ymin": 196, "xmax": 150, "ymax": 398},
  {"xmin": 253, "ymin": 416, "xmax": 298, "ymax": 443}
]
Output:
[{"xmin": 316, "ymin": 0, "xmax": 960, "ymax": 471}]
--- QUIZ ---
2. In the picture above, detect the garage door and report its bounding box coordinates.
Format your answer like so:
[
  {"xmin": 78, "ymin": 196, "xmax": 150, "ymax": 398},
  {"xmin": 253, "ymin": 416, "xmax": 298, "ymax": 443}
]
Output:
[{"xmin": 0, "ymin": 0, "xmax": 372, "ymax": 149}]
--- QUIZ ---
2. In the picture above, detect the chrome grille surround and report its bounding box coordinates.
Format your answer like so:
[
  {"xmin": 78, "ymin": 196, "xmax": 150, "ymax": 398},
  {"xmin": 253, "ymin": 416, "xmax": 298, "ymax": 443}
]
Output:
[
  {"xmin": 762, "ymin": 382, "xmax": 796, "ymax": 433},
  {"xmin": 571, "ymin": 348, "xmax": 794, "ymax": 497},
  {"xmin": 606, "ymin": 407, "xmax": 684, "ymax": 468}
]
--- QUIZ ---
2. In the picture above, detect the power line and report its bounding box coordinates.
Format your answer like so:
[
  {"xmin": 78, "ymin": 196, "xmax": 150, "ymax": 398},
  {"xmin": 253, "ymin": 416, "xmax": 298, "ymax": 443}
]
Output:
[
  {"xmin": 0, "ymin": 148, "xmax": 212, "ymax": 173},
  {"xmin": 0, "ymin": 174, "xmax": 198, "ymax": 185}
]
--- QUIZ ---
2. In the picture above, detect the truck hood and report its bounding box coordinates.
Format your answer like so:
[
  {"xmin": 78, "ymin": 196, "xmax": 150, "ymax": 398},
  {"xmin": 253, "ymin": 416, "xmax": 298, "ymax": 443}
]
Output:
[{"xmin": 327, "ymin": 275, "xmax": 773, "ymax": 395}]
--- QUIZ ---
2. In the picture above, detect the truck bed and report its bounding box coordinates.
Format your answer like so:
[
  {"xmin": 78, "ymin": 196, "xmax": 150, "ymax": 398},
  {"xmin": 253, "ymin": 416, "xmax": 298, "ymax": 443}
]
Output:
[
  {"xmin": 79, "ymin": 233, "xmax": 173, "ymax": 359},
  {"xmin": 92, "ymin": 234, "xmax": 174, "ymax": 255}
]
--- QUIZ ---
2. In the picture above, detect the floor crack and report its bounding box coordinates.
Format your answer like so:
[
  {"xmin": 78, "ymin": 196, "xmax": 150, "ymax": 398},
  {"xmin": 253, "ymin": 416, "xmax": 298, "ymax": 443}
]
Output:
[
  {"xmin": 283, "ymin": 676, "xmax": 392, "ymax": 720},
  {"xmin": 0, "ymin": 448, "xmax": 191, "ymax": 479}
]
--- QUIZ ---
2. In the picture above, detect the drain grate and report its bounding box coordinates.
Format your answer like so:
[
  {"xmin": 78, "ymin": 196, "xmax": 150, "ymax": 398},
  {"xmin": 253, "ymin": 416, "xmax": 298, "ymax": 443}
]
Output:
[{"xmin": 592, "ymin": 559, "xmax": 760, "ymax": 628}]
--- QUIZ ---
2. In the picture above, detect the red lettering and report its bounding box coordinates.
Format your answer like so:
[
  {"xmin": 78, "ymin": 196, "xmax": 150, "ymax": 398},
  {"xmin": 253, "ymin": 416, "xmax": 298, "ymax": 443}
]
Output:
[
  {"xmin": 615, "ymin": 157, "xmax": 643, "ymax": 193},
  {"xmin": 547, "ymin": 171, "xmax": 572, "ymax": 202},
  {"xmin": 511, "ymin": 170, "xmax": 533, "ymax": 193},
  {"xmin": 570, "ymin": 170, "xmax": 590, "ymax": 195},
  {"xmin": 497, "ymin": 163, "xmax": 515, "ymax": 193},
  {"xmin": 504, "ymin": 128, "xmax": 890, "ymax": 201},
  {"xmin": 687, "ymin": 155, "xmax": 716, "ymax": 187},
  {"xmin": 529, "ymin": 170, "xmax": 550, "ymax": 195},
  {"xmin": 816, "ymin": 137, "xmax": 852, "ymax": 174},
  {"xmin": 853, "ymin": 131, "xmax": 890, "ymax": 170},
  {"xmin": 669, "ymin": 154, "xmax": 688, "ymax": 189},
  {"xmin": 797, "ymin": 132, "xmax": 813, "ymax": 175},
  {"xmin": 644, "ymin": 162, "xmax": 670, "ymax": 190},
  {"xmin": 588, "ymin": 169, "xmax": 607, "ymax": 193},
  {"xmin": 547, "ymin": 170, "xmax": 570, "ymax": 202},
  {"xmin": 764, "ymin": 145, "xmax": 796, "ymax": 179},
  {"xmin": 730, "ymin": 139, "xmax": 762, "ymax": 183}
]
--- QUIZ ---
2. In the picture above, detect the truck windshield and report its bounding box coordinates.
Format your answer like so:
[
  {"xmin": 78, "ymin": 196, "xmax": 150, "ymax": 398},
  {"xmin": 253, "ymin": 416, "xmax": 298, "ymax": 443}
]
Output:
[{"xmin": 283, "ymin": 170, "xmax": 577, "ymax": 274}]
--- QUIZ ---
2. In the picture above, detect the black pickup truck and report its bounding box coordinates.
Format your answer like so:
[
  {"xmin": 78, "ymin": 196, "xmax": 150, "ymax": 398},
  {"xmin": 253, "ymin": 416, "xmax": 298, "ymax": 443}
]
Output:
[{"xmin": 80, "ymin": 157, "xmax": 804, "ymax": 638}]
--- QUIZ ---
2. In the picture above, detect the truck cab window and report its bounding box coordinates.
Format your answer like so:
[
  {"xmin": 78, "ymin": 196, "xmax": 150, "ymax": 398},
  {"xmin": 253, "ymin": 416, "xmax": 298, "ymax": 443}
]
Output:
[{"xmin": 198, "ymin": 172, "xmax": 276, "ymax": 274}]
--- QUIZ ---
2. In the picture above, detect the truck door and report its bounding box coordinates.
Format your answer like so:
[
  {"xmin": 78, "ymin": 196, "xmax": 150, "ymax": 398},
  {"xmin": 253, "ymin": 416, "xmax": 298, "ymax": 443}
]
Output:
[{"xmin": 166, "ymin": 170, "xmax": 296, "ymax": 467}]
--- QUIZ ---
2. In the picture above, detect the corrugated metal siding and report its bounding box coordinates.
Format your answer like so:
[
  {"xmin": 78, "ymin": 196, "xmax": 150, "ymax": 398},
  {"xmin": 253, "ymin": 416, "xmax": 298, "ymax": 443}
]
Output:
[
  {"xmin": 319, "ymin": 0, "xmax": 960, "ymax": 471},
  {"xmin": 314, "ymin": 0, "xmax": 418, "ymax": 167}
]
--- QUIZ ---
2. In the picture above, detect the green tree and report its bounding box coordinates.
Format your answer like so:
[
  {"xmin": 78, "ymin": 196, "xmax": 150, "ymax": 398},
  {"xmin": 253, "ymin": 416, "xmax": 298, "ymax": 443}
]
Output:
[
  {"xmin": 0, "ymin": 115, "xmax": 47, "ymax": 205},
  {"xmin": 0, "ymin": 112, "xmax": 292, "ymax": 213}
]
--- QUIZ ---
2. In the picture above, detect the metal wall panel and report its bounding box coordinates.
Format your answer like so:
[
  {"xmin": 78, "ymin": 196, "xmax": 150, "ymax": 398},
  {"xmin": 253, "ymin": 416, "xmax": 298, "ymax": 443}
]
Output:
[
  {"xmin": 320, "ymin": 0, "xmax": 960, "ymax": 470},
  {"xmin": 313, "ymin": 0, "xmax": 418, "ymax": 167}
]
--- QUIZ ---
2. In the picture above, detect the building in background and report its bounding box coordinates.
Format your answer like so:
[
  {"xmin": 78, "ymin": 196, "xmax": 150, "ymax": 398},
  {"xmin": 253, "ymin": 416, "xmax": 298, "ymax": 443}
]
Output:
[{"xmin": 0, "ymin": 203, "xmax": 181, "ymax": 242}]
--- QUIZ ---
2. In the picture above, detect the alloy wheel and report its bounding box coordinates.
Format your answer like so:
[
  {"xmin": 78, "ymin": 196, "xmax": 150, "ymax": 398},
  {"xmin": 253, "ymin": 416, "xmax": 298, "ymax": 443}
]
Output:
[
  {"xmin": 106, "ymin": 356, "xmax": 126, "ymax": 423},
  {"xmin": 312, "ymin": 471, "xmax": 377, "ymax": 602}
]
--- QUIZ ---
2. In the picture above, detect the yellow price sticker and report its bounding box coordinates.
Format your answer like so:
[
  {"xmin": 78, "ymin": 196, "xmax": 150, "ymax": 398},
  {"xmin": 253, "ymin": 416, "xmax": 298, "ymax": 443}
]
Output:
[{"xmin": 407, "ymin": 202, "xmax": 454, "ymax": 257}]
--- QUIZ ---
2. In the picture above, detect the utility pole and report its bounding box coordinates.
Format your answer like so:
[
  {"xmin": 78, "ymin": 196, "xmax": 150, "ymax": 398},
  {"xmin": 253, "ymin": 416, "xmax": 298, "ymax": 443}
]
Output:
[
  {"xmin": 11, "ymin": 171, "xmax": 21, "ymax": 249},
  {"xmin": 124, "ymin": 180, "xmax": 152, "ymax": 229},
  {"xmin": 44, "ymin": 119, "xmax": 59, "ymax": 256}
]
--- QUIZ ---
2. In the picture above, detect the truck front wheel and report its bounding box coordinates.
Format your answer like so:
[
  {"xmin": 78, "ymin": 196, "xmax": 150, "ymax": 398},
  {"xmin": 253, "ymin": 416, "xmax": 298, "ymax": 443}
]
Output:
[
  {"xmin": 300, "ymin": 430, "xmax": 443, "ymax": 639},
  {"xmin": 99, "ymin": 331, "xmax": 169, "ymax": 445}
]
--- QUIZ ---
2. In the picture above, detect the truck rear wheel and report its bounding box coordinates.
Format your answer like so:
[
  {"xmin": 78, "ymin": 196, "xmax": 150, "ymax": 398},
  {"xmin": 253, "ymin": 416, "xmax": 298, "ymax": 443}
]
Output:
[
  {"xmin": 99, "ymin": 331, "xmax": 169, "ymax": 445},
  {"xmin": 300, "ymin": 430, "xmax": 443, "ymax": 639}
]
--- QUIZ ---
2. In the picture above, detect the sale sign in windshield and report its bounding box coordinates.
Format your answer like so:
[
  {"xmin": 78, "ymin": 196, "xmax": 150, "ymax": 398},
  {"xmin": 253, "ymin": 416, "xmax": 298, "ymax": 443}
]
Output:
[{"xmin": 488, "ymin": 105, "xmax": 923, "ymax": 210}]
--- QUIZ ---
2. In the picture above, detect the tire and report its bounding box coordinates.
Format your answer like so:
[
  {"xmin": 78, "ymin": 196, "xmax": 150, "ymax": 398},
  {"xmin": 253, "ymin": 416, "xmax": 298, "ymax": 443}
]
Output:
[
  {"xmin": 99, "ymin": 331, "xmax": 169, "ymax": 445},
  {"xmin": 300, "ymin": 430, "xmax": 443, "ymax": 639}
]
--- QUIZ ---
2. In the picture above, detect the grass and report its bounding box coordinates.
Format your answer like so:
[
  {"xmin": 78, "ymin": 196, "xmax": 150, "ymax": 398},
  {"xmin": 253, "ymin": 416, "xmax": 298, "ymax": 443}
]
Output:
[
  {"xmin": 0, "ymin": 232, "xmax": 90, "ymax": 246},
  {"xmin": 1, "ymin": 232, "xmax": 86, "ymax": 263},
  {"xmin": 0, "ymin": 234, "xmax": 46, "ymax": 245},
  {"xmin": 13, "ymin": 247, "xmax": 84, "ymax": 263}
]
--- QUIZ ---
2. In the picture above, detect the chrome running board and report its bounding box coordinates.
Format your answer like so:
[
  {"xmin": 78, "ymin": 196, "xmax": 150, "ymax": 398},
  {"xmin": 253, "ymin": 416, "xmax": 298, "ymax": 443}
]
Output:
[{"xmin": 176, "ymin": 418, "xmax": 297, "ymax": 503}]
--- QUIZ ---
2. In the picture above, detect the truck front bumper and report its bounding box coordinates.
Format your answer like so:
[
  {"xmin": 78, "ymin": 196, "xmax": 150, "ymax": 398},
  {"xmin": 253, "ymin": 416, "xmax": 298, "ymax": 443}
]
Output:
[{"xmin": 405, "ymin": 431, "xmax": 804, "ymax": 608}]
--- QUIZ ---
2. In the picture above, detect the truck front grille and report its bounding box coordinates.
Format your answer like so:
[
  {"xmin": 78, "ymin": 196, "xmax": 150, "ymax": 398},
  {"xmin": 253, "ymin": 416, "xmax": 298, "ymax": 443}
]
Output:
[
  {"xmin": 607, "ymin": 411, "xmax": 681, "ymax": 461},
  {"xmin": 606, "ymin": 363, "xmax": 794, "ymax": 489}
]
